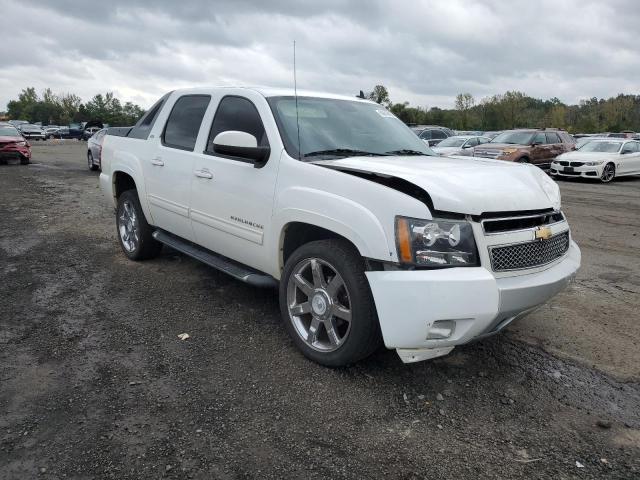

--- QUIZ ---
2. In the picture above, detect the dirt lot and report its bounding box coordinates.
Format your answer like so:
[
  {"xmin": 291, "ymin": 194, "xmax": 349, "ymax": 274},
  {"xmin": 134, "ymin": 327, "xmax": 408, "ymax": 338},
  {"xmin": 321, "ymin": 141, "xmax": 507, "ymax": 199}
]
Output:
[{"xmin": 1, "ymin": 142, "xmax": 639, "ymax": 479}]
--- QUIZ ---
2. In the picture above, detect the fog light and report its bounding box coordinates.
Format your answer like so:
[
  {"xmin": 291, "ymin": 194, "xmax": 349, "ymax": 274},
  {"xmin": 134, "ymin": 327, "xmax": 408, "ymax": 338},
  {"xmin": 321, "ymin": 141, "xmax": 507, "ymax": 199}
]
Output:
[{"xmin": 427, "ymin": 320, "xmax": 456, "ymax": 340}]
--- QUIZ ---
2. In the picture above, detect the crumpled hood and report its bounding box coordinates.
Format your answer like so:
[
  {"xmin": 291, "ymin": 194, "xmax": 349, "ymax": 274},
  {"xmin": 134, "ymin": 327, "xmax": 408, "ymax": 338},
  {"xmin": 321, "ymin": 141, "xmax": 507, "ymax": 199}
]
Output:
[{"xmin": 313, "ymin": 155, "xmax": 560, "ymax": 215}]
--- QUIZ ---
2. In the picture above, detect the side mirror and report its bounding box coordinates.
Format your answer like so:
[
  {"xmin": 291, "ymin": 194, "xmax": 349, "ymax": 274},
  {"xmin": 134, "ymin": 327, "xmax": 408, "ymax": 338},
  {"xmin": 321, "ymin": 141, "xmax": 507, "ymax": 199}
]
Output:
[
  {"xmin": 212, "ymin": 131, "xmax": 270, "ymax": 167},
  {"xmin": 531, "ymin": 142, "xmax": 541, "ymax": 147}
]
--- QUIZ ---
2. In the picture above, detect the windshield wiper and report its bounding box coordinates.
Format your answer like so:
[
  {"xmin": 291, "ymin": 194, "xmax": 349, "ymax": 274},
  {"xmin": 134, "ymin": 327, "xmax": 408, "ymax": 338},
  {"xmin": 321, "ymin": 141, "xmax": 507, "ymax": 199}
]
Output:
[
  {"xmin": 303, "ymin": 148, "xmax": 388, "ymax": 158},
  {"xmin": 385, "ymin": 149, "xmax": 428, "ymax": 156}
]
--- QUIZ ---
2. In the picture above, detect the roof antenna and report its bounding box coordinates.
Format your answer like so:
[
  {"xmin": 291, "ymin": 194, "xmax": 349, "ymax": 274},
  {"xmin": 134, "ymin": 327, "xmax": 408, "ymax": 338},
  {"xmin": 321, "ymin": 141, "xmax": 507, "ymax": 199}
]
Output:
[{"xmin": 293, "ymin": 40, "xmax": 301, "ymax": 160}]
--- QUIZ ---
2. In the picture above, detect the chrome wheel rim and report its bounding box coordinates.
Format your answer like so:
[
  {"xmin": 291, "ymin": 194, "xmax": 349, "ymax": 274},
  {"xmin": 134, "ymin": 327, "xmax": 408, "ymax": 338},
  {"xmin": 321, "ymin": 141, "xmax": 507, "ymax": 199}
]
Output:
[
  {"xmin": 601, "ymin": 164, "xmax": 615, "ymax": 182},
  {"xmin": 286, "ymin": 258, "xmax": 352, "ymax": 352},
  {"xmin": 118, "ymin": 200, "xmax": 139, "ymax": 252}
]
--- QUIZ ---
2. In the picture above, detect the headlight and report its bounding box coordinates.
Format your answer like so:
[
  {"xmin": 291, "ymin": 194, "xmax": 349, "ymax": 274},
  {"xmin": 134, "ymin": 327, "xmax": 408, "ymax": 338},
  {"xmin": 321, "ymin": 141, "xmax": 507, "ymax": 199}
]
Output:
[
  {"xmin": 584, "ymin": 160, "xmax": 603, "ymax": 166},
  {"xmin": 16, "ymin": 141, "xmax": 26, "ymax": 146},
  {"xmin": 395, "ymin": 216, "xmax": 479, "ymax": 267},
  {"xmin": 501, "ymin": 148, "xmax": 518, "ymax": 155}
]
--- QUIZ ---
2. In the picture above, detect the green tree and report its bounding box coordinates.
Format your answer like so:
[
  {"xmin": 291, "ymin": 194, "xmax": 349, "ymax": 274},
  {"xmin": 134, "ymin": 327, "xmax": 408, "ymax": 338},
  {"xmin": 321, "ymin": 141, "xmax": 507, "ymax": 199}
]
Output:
[
  {"xmin": 367, "ymin": 85, "xmax": 391, "ymax": 107},
  {"xmin": 454, "ymin": 93, "xmax": 475, "ymax": 129}
]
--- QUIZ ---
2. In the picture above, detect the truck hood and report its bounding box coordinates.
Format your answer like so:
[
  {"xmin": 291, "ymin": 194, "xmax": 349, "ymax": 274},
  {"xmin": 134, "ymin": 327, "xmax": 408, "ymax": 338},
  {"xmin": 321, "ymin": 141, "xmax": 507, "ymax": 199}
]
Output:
[{"xmin": 312, "ymin": 155, "xmax": 560, "ymax": 215}]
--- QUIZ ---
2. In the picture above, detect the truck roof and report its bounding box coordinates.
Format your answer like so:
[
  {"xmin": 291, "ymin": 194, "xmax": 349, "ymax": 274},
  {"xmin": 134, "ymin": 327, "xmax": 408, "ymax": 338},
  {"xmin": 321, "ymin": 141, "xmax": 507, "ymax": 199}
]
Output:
[{"xmin": 167, "ymin": 86, "xmax": 377, "ymax": 104}]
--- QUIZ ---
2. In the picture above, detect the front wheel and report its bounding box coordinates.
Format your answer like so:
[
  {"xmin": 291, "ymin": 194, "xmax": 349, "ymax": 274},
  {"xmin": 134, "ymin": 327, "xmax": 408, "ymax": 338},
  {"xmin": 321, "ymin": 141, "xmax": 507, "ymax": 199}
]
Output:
[
  {"xmin": 116, "ymin": 190, "xmax": 162, "ymax": 261},
  {"xmin": 279, "ymin": 239, "xmax": 382, "ymax": 367},
  {"xmin": 600, "ymin": 163, "xmax": 615, "ymax": 183}
]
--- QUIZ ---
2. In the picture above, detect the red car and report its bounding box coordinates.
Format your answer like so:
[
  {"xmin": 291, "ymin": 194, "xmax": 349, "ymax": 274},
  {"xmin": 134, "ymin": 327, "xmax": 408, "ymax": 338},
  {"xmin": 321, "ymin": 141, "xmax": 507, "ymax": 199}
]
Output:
[{"xmin": 0, "ymin": 124, "xmax": 31, "ymax": 165}]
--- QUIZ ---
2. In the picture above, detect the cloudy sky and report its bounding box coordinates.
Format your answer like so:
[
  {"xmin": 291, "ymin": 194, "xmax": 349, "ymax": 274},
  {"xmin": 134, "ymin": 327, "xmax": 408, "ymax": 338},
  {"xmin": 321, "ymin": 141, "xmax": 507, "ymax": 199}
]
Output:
[{"xmin": 1, "ymin": 0, "xmax": 639, "ymax": 110}]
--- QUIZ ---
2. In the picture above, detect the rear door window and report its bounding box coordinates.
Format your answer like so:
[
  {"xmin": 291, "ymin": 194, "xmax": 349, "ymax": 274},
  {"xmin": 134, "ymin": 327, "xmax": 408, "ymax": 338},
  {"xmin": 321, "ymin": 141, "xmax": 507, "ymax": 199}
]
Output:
[
  {"xmin": 545, "ymin": 132, "xmax": 561, "ymax": 144},
  {"xmin": 533, "ymin": 132, "xmax": 546, "ymax": 144},
  {"xmin": 162, "ymin": 95, "xmax": 211, "ymax": 151}
]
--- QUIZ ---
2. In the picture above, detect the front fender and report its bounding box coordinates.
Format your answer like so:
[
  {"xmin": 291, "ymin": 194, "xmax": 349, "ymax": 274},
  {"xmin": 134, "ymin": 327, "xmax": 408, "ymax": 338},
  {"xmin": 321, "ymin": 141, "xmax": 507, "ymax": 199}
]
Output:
[{"xmin": 272, "ymin": 186, "xmax": 394, "ymax": 264}]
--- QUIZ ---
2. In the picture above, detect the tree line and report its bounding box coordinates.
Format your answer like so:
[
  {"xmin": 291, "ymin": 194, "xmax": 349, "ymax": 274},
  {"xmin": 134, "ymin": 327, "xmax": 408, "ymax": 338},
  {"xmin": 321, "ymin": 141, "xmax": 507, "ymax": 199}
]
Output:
[
  {"xmin": 6, "ymin": 87, "xmax": 146, "ymax": 127},
  {"xmin": 7, "ymin": 84, "xmax": 639, "ymax": 133},
  {"xmin": 367, "ymin": 86, "xmax": 640, "ymax": 133}
]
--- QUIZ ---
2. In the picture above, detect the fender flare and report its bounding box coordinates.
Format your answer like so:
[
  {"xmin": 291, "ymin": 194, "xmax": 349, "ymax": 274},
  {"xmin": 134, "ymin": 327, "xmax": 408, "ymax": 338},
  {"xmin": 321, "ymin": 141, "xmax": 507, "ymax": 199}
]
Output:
[{"xmin": 111, "ymin": 155, "xmax": 154, "ymax": 224}]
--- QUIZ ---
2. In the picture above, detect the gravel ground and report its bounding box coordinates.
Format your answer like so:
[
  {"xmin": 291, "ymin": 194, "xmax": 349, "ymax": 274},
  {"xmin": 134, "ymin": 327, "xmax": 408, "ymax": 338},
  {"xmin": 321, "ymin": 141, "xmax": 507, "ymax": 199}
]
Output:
[{"xmin": 1, "ymin": 143, "xmax": 639, "ymax": 479}]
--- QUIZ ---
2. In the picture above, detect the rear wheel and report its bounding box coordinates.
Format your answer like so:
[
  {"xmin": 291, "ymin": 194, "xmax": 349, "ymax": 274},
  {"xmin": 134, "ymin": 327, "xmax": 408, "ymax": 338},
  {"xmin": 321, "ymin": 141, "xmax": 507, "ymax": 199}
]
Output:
[
  {"xmin": 280, "ymin": 239, "xmax": 382, "ymax": 367},
  {"xmin": 20, "ymin": 156, "xmax": 30, "ymax": 165},
  {"xmin": 116, "ymin": 190, "xmax": 162, "ymax": 261},
  {"xmin": 600, "ymin": 163, "xmax": 615, "ymax": 183},
  {"xmin": 87, "ymin": 151, "xmax": 98, "ymax": 171}
]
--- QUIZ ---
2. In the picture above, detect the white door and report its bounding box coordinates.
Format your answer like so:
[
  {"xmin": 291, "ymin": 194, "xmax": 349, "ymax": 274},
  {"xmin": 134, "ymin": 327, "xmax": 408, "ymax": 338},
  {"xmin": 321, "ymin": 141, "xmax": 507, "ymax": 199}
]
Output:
[
  {"xmin": 143, "ymin": 94, "xmax": 211, "ymax": 241},
  {"xmin": 619, "ymin": 141, "xmax": 640, "ymax": 174},
  {"xmin": 189, "ymin": 94, "xmax": 279, "ymax": 273}
]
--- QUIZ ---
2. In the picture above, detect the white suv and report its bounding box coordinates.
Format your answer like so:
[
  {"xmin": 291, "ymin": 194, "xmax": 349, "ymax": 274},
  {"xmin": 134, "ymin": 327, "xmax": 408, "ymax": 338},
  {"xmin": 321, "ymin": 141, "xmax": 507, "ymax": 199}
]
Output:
[{"xmin": 100, "ymin": 87, "xmax": 580, "ymax": 366}]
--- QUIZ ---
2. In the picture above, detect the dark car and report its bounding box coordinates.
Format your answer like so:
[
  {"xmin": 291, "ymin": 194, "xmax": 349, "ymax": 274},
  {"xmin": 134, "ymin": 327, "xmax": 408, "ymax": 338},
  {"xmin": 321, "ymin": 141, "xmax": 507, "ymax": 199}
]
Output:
[
  {"xmin": 0, "ymin": 124, "xmax": 31, "ymax": 165},
  {"xmin": 48, "ymin": 126, "xmax": 84, "ymax": 140},
  {"xmin": 87, "ymin": 128, "xmax": 107, "ymax": 171},
  {"xmin": 410, "ymin": 125, "xmax": 453, "ymax": 147},
  {"xmin": 471, "ymin": 128, "xmax": 576, "ymax": 169}
]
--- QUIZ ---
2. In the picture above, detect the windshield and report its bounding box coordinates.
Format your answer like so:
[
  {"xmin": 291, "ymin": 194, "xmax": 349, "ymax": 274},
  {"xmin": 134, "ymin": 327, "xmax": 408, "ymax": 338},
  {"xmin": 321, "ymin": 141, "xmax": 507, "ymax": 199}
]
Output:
[
  {"xmin": 0, "ymin": 126, "xmax": 20, "ymax": 136},
  {"xmin": 267, "ymin": 96, "xmax": 435, "ymax": 159},
  {"xmin": 436, "ymin": 137, "xmax": 467, "ymax": 147},
  {"xmin": 578, "ymin": 141, "xmax": 622, "ymax": 153},
  {"xmin": 490, "ymin": 131, "xmax": 534, "ymax": 145}
]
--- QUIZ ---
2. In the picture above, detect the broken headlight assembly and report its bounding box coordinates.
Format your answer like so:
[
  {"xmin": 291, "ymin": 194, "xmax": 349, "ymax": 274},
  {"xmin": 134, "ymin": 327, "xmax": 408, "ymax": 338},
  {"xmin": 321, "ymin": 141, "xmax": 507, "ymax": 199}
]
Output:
[{"xmin": 395, "ymin": 216, "xmax": 479, "ymax": 267}]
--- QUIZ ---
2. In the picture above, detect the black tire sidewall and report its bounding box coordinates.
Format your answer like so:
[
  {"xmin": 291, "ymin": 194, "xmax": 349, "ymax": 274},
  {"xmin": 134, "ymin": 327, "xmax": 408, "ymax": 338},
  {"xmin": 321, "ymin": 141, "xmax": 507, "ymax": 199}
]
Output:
[
  {"xmin": 601, "ymin": 163, "xmax": 615, "ymax": 183},
  {"xmin": 279, "ymin": 239, "xmax": 381, "ymax": 367}
]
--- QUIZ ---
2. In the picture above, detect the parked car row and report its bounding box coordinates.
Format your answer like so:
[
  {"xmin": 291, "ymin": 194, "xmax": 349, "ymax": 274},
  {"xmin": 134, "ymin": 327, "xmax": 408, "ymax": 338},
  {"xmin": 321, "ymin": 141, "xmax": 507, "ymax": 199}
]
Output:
[
  {"xmin": 4, "ymin": 120, "xmax": 107, "ymax": 141},
  {"xmin": 410, "ymin": 124, "xmax": 639, "ymax": 183}
]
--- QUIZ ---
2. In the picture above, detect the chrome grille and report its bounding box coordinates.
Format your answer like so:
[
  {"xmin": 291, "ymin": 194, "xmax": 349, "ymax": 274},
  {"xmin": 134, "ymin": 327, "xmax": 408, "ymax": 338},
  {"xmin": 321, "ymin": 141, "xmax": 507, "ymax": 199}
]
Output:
[
  {"xmin": 489, "ymin": 231, "xmax": 570, "ymax": 271},
  {"xmin": 474, "ymin": 149, "xmax": 502, "ymax": 159}
]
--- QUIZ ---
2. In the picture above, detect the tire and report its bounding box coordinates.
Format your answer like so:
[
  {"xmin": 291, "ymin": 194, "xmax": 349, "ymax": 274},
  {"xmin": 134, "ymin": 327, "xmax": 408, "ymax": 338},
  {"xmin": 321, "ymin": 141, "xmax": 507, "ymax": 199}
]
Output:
[
  {"xmin": 20, "ymin": 156, "xmax": 30, "ymax": 165},
  {"xmin": 116, "ymin": 190, "xmax": 162, "ymax": 261},
  {"xmin": 279, "ymin": 239, "xmax": 382, "ymax": 367},
  {"xmin": 88, "ymin": 151, "xmax": 98, "ymax": 171},
  {"xmin": 600, "ymin": 162, "xmax": 615, "ymax": 183},
  {"xmin": 516, "ymin": 157, "xmax": 530, "ymax": 163}
]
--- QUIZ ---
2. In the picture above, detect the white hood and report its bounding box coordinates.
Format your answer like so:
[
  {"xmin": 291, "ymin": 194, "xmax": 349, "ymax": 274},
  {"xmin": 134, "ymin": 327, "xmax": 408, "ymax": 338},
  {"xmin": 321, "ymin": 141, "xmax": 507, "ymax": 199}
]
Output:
[
  {"xmin": 314, "ymin": 155, "xmax": 561, "ymax": 215},
  {"xmin": 556, "ymin": 151, "xmax": 619, "ymax": 161}
]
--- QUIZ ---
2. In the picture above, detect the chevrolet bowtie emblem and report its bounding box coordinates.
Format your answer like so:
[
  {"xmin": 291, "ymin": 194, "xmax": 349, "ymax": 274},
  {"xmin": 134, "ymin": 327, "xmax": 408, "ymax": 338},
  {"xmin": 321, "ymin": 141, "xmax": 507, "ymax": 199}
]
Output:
[{"xmin": 535, "ymin": 226, "xmax": 552, "ymax": 241}]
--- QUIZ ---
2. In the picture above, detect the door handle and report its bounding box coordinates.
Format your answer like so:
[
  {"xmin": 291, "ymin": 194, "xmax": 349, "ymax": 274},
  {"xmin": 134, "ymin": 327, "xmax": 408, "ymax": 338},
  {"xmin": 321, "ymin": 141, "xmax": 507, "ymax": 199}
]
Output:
[
  {"xmin": 194, "ymin": 169, "xmax": 213, "ymax": 179},
  {"xmin": 150, "ymin": 157, "xmax": 164, "ymax": 166}
]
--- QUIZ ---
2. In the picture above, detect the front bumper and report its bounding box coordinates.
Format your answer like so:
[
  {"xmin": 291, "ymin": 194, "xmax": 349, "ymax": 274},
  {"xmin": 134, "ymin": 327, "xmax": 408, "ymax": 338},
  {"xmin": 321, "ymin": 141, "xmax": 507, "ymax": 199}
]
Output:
[
  {"xmin": 550, "ymin": 163, "xmax": 602, "ymax": 178},
  {"xmin": 0, "ymin": 145, "xmax": 31, "ymax": 159},
  {"xmin": 366, "ymin": 240, "xmax": 580, "ymax": 363}
]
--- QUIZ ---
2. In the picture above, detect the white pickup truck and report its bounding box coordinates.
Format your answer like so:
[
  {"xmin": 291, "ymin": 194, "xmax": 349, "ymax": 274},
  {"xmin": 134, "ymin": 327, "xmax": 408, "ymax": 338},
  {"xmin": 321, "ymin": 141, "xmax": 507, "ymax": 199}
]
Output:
[{"xmin": 100, "ymin": 87, "xmax": 580, "ymax": 366}]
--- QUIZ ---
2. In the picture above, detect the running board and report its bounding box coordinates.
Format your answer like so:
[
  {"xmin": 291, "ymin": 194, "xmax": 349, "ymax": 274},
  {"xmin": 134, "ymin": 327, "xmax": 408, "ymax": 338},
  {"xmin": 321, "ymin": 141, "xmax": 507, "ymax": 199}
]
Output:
[{"xmin": 152, "ymin": 230, "xmax": 278, "ymax": 288}]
